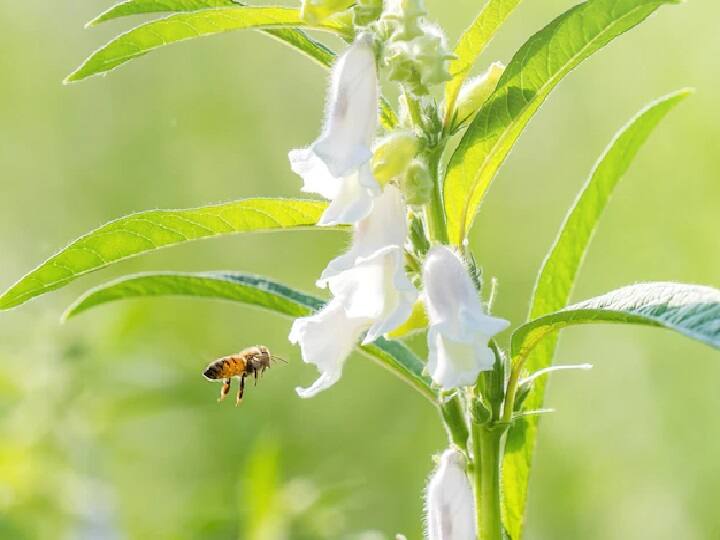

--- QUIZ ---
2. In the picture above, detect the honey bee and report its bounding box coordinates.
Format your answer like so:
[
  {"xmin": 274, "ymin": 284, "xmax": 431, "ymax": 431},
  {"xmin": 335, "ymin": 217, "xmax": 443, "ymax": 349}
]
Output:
[{"xmin": 202, "ymin": 346, "xmax": 285, "ymax": 405}]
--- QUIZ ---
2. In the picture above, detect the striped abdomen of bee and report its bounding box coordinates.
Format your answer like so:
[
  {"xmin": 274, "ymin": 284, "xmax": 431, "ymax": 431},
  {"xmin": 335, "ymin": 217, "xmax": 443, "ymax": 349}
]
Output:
[
  {"xmin": 202, "ymin": 346, "xmax": 277, "ymax": 406},
  {"xmin": 203, "ymin": 354, "xmax": 249, "ymax": 380}
]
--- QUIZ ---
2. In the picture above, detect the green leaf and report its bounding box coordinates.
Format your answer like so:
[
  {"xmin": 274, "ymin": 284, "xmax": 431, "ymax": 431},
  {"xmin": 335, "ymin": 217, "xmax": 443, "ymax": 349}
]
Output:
[
  {"xmin": 443, "ymin": 0, "xmax": 522, "ymax": 126},
  {"xmin": 87, "ymin": 0, "xmax": 240, "ymax": 26},
  {"xmin": 501, "ymin": 89, "xmax": 689, "ymax": 540},
  {"xmin": 0, "ymin": 198, "xmax": 331, "ymax": 311},
  {"xmin": 63, "ymin": 271, "xmax": 435, "ymax": 401},
  {"xmin": 77, "ymin": 2, "xmax": 398, "ymax": 128},
  {"xmin": 85, "ymin": 1, "xmax": 336, "ymax": 67},
  {"xmin": 65, "ymin": 6, "xmax": 345, "ymax": 83},
  {"xmin": 513, "ymin": 282, "xmax": 720, "ymax": 355},
  {"xmin": 443, "ymin": 0, "xmax": 680, "ymax": 246}
]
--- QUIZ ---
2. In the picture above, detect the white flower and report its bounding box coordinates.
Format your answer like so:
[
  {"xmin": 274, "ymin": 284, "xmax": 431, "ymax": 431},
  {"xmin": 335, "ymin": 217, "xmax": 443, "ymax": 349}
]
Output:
[
  {"xmin": 289, "ymin": 37, "xmax": 381, "ymax": 226},
  {"xmin": 318, "ymin": 186, "xmax": 416, "ymax": 343},
  {"xmin": 290, "ymin": 186, "xmax": 418, "ymax": 397},
  {"xmin": 422, "ymin": 246, "xmax": 509, "ymax": 389},
  {"xmin": 289, "ymin": 297, "xmax": 369, "ymax": 398},
  {"xmin": 425, "ymin": 448, "xmax": 475, "ymax": 540}
]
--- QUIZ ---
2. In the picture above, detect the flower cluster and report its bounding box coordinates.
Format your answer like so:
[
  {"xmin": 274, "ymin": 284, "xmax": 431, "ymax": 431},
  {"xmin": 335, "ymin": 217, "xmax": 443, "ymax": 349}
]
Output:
[
  {"xmin": 287, "ymin": 10, "xmax": 509, "ymax": 534},
  {"xmin": 287, "ymin": 34, "xmax": 508, "ymax": 395}
]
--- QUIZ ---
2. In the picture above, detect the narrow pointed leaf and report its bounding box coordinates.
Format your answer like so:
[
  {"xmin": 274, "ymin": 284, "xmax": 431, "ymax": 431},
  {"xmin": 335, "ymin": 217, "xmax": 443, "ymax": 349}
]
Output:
[
  {"xmin": 443, "ymin": 0, "xmax": 680, "ymax": 246},
  {"xmin": 77, "ymin": 2, "xmax": 397, "ymax": 128},
  {"xmin": 513, "ymin": 282, "xmax": 720, "ymax": 355},
  {"xmin": 66, "ymin": 6, "xmax": 346, "ymax": 82},
  {"xmin": 443, "ymin": 0, "xmax": 522, "ymax": 125},
  {"xmin": 86, "ymin": 1, "xmax": 336, "ymax": 67},
  {"xmin": 87, "ymin": 0, "xmax": 240, "ymax": 26},
  {"xmin": 0, "ymin": 199, "xmax": 331, "ymax": 311},
  {"xmin": 501, "ymin": 89, "xmax": 689, "ymax": 539},
  {"xmin": 64, "ymin": 271, "xmax": 434, "ymax": 400}
]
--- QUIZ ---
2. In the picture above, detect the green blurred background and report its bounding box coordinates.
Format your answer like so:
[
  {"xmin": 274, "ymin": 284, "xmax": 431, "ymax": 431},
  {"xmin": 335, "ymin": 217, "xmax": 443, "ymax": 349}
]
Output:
[{"xmin": 0, "ymin": 1, "xmax": 718, "ymax": 538}]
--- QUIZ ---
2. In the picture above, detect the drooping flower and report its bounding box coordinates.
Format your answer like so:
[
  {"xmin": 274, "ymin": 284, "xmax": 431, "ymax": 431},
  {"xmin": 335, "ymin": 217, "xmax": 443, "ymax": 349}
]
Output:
[
  {"xmin": 319, "ymin": 186, "xmax": 417, "ymax": 343},
  {"xmin": 289, "ymin": 37, "xmax": 381, "ymax": 226},
  {"xmin": 425, "ymin": 448, "xmax": 475, "ymax": 540},
  {"xmin": 422, "ymin": 246, "xmax": 509, "ymax": 389},
  {"xmin": 289, "ymin": 297, "xmax": 370, "ymax": 398},
  {"xmin": 290, "ymin": 186, "xmax": 418, "ymax": 397}
]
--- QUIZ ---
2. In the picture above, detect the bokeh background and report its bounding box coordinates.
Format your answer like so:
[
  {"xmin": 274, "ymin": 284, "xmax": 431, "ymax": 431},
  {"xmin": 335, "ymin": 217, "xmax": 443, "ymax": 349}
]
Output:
[{"xmin": 0, "ymin": 1, "xmax": 718, "ymax": 538}]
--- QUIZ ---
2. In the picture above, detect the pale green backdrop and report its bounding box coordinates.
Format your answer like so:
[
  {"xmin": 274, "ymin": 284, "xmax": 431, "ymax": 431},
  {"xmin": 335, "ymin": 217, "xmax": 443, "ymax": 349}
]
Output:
[{"xmin": 0, "ymin": 1, "xmax": 718, "ymax": 538}]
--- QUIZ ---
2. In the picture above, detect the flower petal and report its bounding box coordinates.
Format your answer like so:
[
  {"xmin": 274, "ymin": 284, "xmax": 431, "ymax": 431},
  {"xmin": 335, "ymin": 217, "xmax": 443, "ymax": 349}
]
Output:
[
  {"xmin": 316, "ymin": 164, "xmax": 380, "ymax": 226},
  {"xmin": 289, "ymin": 147, "xmax": 342, "ymax": 200},
  {"xmin": 289, "ymin": 298, "xmax": 369, "ymax": 398},
  {"xmin": 315, "ymin": 37, "xmax": 378, "ymax": 177},
  {"xmin": 318, "ymin": 185, "xmax": 407, "ymax": 284}
]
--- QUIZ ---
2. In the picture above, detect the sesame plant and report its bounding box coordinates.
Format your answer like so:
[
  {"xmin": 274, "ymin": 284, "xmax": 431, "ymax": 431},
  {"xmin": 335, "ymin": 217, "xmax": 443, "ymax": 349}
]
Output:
[{"xmin": 2, "ymin": 0, "xmax": 719, "ymax": 538}]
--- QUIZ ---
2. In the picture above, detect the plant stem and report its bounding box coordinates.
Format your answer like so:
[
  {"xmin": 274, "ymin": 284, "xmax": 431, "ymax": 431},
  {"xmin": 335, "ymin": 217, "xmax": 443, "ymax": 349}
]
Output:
[
  {"xmin": 427, "ymin": 148, "xmax": 449, "ymax": 244},
  {"xmin": 472, "ymin": 424, "xmax": 505, "ymax": 540},
  {"xmin": 502, "ymin": 353, "xmax": 527, "ymax": 425}
]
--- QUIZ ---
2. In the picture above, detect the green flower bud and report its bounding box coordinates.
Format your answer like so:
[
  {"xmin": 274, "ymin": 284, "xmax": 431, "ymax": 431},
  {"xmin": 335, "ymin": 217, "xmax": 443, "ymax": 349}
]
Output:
[
  {"xmin": 300, "ymin": 0, "xmax": 354, "ymax": 24},
  {"xmin": 353, "ymin": 0, "xmax": 383, "ymax": 26},
  {"xmin": 372, "ymin": 131, "xmax": 419, "ymax": 184},
  {"xmin": 384, "ymin": 23, "xmax": 453, "ymax": 95},
  {"xmin": 382, "ymin": 0, "xmax": 426, "ymax": 39},
  {"xmin": 402, "ymin": 160, "xmax": 432, "ymax": 205},
  {"xmin": 455, "ymin": 62, "xmax": 505, "ymax": 122}
]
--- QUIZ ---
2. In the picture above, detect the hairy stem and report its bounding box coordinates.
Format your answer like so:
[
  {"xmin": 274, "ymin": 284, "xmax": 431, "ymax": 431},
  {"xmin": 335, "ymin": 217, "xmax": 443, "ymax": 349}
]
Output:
[
  {"xmin": 472, "ymin": 424, "xmax": 505, "ymax": 540},
  {"xmin": 427, "ymin": 148, "xmax": 449, "ymax": 244}
]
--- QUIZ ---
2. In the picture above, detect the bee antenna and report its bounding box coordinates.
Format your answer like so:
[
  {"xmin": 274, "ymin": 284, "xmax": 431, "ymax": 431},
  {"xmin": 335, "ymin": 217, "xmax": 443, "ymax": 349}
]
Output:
[{"xmin": 271, "ymin": 355, "xmax": 287, "ymax": 364}]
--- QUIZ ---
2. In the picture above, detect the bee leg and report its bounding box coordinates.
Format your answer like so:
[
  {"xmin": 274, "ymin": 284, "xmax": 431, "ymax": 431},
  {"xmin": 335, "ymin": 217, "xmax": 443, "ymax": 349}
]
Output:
[
  {"xmin": 218, "ymin": 378, "xmax": 231, "ymax": 402},
  {"xmin": 236, "ymin": 374, "xmax": 246, "ymax": 406},
  {"xmin": 253, "ymin": 369, "xmax": 258, "ymax": 387}
]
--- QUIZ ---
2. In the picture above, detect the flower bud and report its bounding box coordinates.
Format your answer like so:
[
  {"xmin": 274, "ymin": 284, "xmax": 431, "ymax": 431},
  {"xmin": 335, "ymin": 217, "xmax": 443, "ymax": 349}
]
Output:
[
  {"xmin": 425, "ymin": 448, "xmax": 475, "ymax": 540},
  {"xmin": 353, "ymin": 0, "xmax": 384, "ymax": 26},
  {"xmin": 372, "ymin": 132, "xmax": 419, "ymax": 184},
  {"xmin": 402, "ymin": 160, "xmax": 432, "ymax": 205},
  {"xmin": 385, "ymin": 23, "xmax": 453, "ymax": 95},
  {"xmin": 382, "ymin": 0, "xmax": 426, "ymax": 39},
  {"xmin": 301, "ymin": 0, "xmax": 354, "ymax": 24},
  {"xmin": 455, "ymin": 61, "xmax": 505, "ymax": 122}
]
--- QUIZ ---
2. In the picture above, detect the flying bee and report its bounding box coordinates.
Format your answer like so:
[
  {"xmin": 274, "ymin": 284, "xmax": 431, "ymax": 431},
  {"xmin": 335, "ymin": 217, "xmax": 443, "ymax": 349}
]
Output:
[{"xmin": 202, "ymin": 346, "xmax": 285, "ymax": 406}]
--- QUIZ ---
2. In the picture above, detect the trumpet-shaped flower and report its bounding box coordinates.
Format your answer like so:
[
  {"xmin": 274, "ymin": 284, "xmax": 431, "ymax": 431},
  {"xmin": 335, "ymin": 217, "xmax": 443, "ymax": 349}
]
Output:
[
  {"xmin": 425, "ymin": 448, "xmax": 475, "ymax": 540},
  {"xmin": 289, "ymin": 37, "xmax": 381, "ymax": 226},
  {"xmin": 318, "ymin": 186, "xmax": 416, "ymax": 343},
  {"xmin": 290, "ymin": 186, "xmax": 418, "ymax": 397},
  {"xmin": 422, "ymin": 246, "xmax": 509, "ymax": 389},
  {"xmin": 289, "ymin": 297, "xmax": 370, "ymax": 398}
]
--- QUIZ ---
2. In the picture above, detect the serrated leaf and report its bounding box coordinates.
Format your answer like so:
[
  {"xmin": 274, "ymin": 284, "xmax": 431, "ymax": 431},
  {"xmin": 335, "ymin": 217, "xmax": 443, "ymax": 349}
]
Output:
[
  {"xmin": 501, "ymin": 89, "xmax": 689, "ymax": 540},
  {"xmin": 443, "ymin": 0, "xmax": 680, "ymax": 246},
  {"xmin": 443, "ymin": 0, "xmax": 522, "ymax": 126},
  {"xmin": 0, "ymin": 199, "xmax": 332, "ymax": 311},
  {"xmin": 64, "ymin": 271, "xmax": 434, "ymax": 400},
  {"xmin": 513, "ymin": 282, "xmax": 720, "ymax": 355},
  {"xmin": 66, "ymin": 6, "xmax": 346, "ymax": 83}
]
